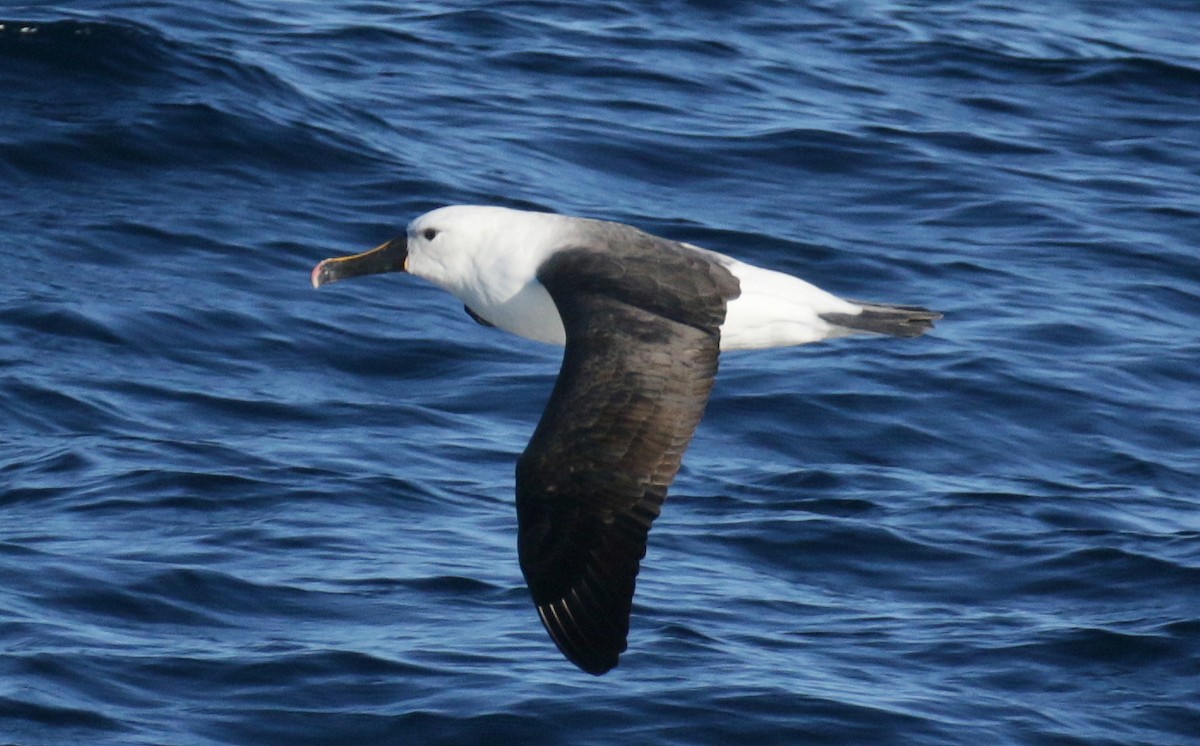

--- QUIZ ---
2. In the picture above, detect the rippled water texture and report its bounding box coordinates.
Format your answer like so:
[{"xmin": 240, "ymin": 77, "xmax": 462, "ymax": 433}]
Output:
[{"xmin": 2, "ymin": 3, "xmax": 1198, "ymax": 745}]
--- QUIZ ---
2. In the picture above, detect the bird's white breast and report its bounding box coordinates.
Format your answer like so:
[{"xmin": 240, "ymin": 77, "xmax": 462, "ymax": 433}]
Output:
[{"xmin": 465, "ymin": 276, "xmax": 567, "ymax": 345}]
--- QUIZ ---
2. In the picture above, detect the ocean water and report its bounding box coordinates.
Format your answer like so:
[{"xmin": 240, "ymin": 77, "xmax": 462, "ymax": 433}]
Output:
[{"xmin": 2, "ymin": 1, "xmax": 1198, "ymax": 744}]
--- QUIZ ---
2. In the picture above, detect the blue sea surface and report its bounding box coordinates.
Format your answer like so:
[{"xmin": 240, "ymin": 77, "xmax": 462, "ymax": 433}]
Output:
[{"xmin": 2, "ymin": 2, "xmax": 1198, "ymax": 744}]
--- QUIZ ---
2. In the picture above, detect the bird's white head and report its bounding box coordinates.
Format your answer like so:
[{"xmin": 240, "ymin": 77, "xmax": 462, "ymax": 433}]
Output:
[
  {"xmin": 403, "ymin": 205, "xmax": 572, "ymax": 303},
  {"xmin": 313, "ymin": 204, "xmax": 575, "ymax": 314},
  {"xmin": 406, "ymin": 206, "xmax": 509, "ymax": 290}
]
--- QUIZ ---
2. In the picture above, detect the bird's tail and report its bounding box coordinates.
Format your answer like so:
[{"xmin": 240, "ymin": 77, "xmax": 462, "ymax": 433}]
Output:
[{"xmin": 820, "ymin": 301, "xmax": 942, "ymax": 338}]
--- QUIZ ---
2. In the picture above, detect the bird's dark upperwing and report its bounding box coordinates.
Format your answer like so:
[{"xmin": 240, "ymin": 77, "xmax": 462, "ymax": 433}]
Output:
[{"xmin": 516, "ymin": 234, "xmax": 740, "ymax": 675}]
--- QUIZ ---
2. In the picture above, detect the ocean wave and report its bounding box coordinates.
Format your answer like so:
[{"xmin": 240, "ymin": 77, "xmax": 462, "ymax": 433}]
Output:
[
  {"xmin": 0, "ymin": 15, "xmax": 381, "ymax": 181},
  {"xmin": 0, "ymin": 18, "xmax": 176, "ymax": 82}
]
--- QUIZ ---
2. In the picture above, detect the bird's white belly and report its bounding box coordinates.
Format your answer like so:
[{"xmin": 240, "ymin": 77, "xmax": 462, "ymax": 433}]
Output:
[{"xmin": 718, "ymin": 259, "xmax": 859, "ymax": 350}]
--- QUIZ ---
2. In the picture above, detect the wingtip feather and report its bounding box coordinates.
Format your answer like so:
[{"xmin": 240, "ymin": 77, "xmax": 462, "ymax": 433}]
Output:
[{"xmin": 537, "ymin": 602, "xmax": 623, "ymax": 675}]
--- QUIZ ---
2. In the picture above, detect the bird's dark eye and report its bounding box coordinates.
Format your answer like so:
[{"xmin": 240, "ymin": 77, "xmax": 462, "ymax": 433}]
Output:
[{"xmin": 422, "ymin": 228, "xmax": 438, "ymax": 241}]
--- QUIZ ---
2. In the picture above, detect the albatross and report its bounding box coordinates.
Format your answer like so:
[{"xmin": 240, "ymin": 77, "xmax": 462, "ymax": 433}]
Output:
[{"xmin": 312, "ymin": 205, "xmax": 940, "ymax": 675}]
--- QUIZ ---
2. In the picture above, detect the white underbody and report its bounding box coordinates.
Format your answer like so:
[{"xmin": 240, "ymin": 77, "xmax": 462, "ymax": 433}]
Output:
[{"xmin": 403, "ymin": 205, "xmax": 865, "ymax": 351}]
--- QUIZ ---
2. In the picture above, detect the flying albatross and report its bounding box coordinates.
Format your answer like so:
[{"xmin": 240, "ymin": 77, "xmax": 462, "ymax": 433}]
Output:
[{"xmin": 312, "ymin": 205, "xmax": 940, "ymax": 675}]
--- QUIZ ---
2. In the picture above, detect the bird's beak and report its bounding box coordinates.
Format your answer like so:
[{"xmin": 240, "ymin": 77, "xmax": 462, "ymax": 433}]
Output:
[{"xmin": 311, "ymin": 236, "xmax": 409, "ymax": 289}]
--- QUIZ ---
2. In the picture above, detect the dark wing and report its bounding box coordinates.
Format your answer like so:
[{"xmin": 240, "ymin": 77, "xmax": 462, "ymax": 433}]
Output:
[{"xmin": 516, "ymin": 230, "xmax": 739, "ymax": 675}]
